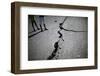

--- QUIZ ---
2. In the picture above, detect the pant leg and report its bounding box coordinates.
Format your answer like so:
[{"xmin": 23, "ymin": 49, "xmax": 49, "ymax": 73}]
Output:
[
  {"xmin": 31, "ymin": 17, "xmax": 36, "ymax": 31},
  {"xmin": 43, "ymin": 16, "xmax": 48, "ymax": 30},
  {"xmin": 39, "ymin": 16, "xmax": 43, "ymax": 31},
  {"xmin": 33, "ymin": 19, "xmax": 40, "ymax": 30}
]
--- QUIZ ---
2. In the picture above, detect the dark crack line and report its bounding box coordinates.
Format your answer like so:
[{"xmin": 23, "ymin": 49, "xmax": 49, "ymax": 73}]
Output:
[
  {"xmin": 47, "ymin": 40, "xmax": 61, "ymax": 60},
  {"xmin": 47, "ymin": 17, "xmax": 87, "ymax": 60},
  {"xmin": 47, "ymin": 17, "xmax": 68, "ymax": 60},
  {"xmin": 62, "ymin": 28, "xmax": 87, "ymax": 32},
  {"xmin": 58, "ymin": 30, "xmax": 64, "ymax": 41},
  {"xmin": 59, "ymin": 17, "xmax": 87, "ymax": 32}
]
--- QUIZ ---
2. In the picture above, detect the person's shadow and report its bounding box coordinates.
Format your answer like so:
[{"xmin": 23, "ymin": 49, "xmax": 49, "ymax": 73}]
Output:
[{"xmin": 28, "ymin": 15, "xmax": 48, "ymax": 38}]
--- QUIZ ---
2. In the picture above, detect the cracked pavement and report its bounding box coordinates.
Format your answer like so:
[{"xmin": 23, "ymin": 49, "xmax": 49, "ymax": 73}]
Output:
[{"xmin": 28, "ymin": 15, "xmax": 88, "ymax": 60}]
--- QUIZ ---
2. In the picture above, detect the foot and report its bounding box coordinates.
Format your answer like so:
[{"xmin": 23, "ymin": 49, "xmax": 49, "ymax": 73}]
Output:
[
  {"xmin": 41, "ymin": 30, "xmax": 43, "ymax": 32},
  {"xmin": 40, "ymin": 24, "xmax": 43, "ymax": 31},
  {"xmin": 44, "ymin": 24, "xmax": 48, "ymax": 30},
  {"xmin": 45, "ymin": 28, "xmax": 48, "ymax": 30},
  {"xmin": 37, "ymin": 28, "xmax": 40, "ymax": 30}
]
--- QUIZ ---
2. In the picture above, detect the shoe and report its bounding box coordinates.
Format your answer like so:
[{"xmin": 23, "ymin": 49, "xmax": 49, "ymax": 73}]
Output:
[
  {"xmin": 41, "ymin": 30, "xmax": 43, "ymax": 32},
  {"xmin": 44, "ymin": 24, "xmax": 48, "ymax": 30},
  {"xmin": 33, "ymin": 30, "xmax": 36, "ymax": 32},
  {"xmin": 37, "ymin": 28, "xmax": 40, "ymax": 30}
]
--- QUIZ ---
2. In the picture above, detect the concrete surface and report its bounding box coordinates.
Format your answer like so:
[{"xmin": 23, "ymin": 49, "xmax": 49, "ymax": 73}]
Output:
[{"xmin": 28, "ymin": 15, "xmax": 88, "ymax": 60}]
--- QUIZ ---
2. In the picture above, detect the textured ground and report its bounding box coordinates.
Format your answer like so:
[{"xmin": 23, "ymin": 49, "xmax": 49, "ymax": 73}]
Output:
[{"xmin": 28, "ymin": 15, "xmax": 88, "ymax": 60}]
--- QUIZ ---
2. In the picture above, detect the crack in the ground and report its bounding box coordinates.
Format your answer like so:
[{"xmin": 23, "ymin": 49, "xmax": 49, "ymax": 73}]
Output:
[{"xmin": 47, "ymin": 17, "xmax": 87, "ymax": 60}]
